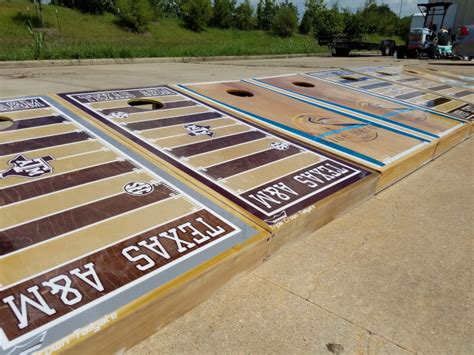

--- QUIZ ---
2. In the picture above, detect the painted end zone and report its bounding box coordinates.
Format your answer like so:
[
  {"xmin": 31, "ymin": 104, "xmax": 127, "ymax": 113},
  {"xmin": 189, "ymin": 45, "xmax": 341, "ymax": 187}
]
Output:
[{"xmin": 0, "ymin": 96, "xmax": 268, "ymax": 354}]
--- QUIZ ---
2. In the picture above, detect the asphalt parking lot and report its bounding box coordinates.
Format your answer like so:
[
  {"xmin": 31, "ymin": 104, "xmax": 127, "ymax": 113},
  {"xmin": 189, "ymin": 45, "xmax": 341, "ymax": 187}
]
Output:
[{"xmin": 1, "ymin": 55, "xmax": 472, "ymax": 354}]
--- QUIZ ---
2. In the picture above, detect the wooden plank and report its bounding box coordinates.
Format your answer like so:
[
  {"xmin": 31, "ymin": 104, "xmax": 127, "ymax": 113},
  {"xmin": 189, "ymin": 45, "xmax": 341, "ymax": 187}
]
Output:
[
  {"xmin": 253, "ymin": 73, "xmax": 469, "ymax": 156},
  {"xmin": 58, "ymin": 85, "xmax": 376, "ymax": 240},
  {"xmin": 306, "ymin": 69, "xmax": 474, "ymax": 138},
  {"xmin": 176, "ymin": 80, "xmax": 439, "ymax": 191},
  {"xmin": 0, "ymin": 96, "xmax": 270, "ymax": 354}
]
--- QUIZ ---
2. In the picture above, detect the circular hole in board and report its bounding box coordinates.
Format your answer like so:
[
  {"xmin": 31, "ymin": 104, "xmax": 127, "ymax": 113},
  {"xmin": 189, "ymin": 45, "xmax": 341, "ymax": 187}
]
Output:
[
  {"xmin": 0, "ymin": 117, "xmax": 14, "ymax": 131},
  {"xmin": 226, "ymin": 89, "xmax": 254, "ymax": 98},
  {"xmin": 339, "ymin": 75, "xmax": 359, "ymax": 81},
  {"xmin": 127, "ymin": 99, "xmax": 164, "ymax": 110},
  {"xmin": 292, "ymin": 81, "xmax": 315, "ymax": 88}
]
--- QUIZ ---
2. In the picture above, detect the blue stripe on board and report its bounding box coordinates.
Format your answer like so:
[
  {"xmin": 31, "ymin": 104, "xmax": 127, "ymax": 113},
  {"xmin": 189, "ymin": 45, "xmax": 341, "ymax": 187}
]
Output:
[
  {"xmin": 250, "ymin": 79, "xmax": 434, "ymax": 141},
  {"xmin": 177, "ymin": 84, "xmax": 386, "ymax": 167},
  {"xmin": 303, "ymin": 73, "xmax": 467, "ymax": 123},
  {"xmin": 382, "ymin": 108, "xmax": 415, "ymax": 118}
]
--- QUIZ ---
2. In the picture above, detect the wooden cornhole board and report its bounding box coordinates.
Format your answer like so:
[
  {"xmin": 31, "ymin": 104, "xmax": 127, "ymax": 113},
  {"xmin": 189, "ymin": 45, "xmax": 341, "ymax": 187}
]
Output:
[
  {"xmin": 252, "ymin": 73, "xmax": 469, "ymax": 156},
  {"xmin": 404, "ymin": 65, "xmax": 474, "ymax": 85},
  {"xmin": 176, "ymin": 80, "xmax": 439, "ymax": 192},
  {"xmin": 57, "ymin": 86, "xmax": 376, "ymax": 251},
  {"xmin": 0, "ymin": 96, "xmax": 272, "ymax": 354},
  {"xmin": 306, "ymin": 69, "xmax": 474, "ymax": 134},
  {"xmin": 401, "ymin": 66, "xmax": 474, "ymax": 89},
  {"xmin": 352, "ymin": 66, "xmax": 474, "ymax": 103}
]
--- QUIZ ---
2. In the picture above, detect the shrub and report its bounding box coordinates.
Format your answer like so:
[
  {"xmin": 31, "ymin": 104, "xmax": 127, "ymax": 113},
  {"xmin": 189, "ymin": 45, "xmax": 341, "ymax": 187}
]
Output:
[
  {"xmin": 211, "ymin": 0, "xmax": 235, "ymax": 28},
  {"xmin": 116, "ymin": 0, "xmax": 154, "ymax": 33},
  {"xmin": 271, "ymin": 5, "xmax": 297, "ymax": 37},
  {"xmin": 233, "ymin": 0, "xmax": 255, "ymax": 30},
  {"xmin": 149, "ymin": 0, "xmax": 182, "ymax": 17},
  {"xmin": 181, "ymin": 0, "xmax": 213, "ymax": 32}
]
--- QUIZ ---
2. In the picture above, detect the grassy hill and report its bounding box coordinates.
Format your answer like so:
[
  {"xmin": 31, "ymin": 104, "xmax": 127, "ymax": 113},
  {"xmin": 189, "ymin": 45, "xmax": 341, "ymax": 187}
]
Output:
[{"xmin": 0, "ymin": 0, "xmax": 325, "ymax": 61}]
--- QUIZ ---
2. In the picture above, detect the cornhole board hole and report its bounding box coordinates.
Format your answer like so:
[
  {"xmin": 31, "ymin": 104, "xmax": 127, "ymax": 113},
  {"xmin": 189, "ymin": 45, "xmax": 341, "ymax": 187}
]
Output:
[
  {"xmin": 0, "ymin": 96, "xmax": 271, "ymax": 354},
  {"xmin": 251, "ymin": 73, "xmax": 469, "ymax": 157},
  {"xmin": 401, "ymin": 66, "xmax": 474, "ymax": 89},
  {"xmin": 306, "ymin": 69, "xmax": 474, "ymax": 135},
  {"xmin": 352, "ymin": 66, "xmax": 474, "ymax": 103},
  {"xmin": 56, "ymin": 86, "xmax": 376, "ymax": 252},
  {"xmin": 175, "ymin": 81, "xmax": 437, "ymax": 192}
]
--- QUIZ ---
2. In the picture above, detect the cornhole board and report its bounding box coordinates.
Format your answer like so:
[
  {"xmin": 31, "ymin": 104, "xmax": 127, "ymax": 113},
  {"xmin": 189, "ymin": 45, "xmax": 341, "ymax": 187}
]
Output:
[
  {"xmin": 404, "ymin": 66, "xmax": 474, "ymax": 85},
  {"xmin": 56, "ymin": 86, "xmax": 377, "ymax": 250},
  {"xmin": 175, "ymin": 80, "xmax": 436, "ymax": 192},
  {"xmin": 401, "ymin": 66, "xmax": 474, "ymax": 89},
  {"xmin": 306, "ymin": 69, "xmax": 474, "ymax": 135},
  {"xmin": 352, "ymin": 66, "xmax": 474, "ymax": 103},
  {"xmin": 0, "ymin": 96, "xmax": 271, "ymax": 354},
  {"xmin": 251, "ymin": 73, "xmax": 469, "ymax": 157}
]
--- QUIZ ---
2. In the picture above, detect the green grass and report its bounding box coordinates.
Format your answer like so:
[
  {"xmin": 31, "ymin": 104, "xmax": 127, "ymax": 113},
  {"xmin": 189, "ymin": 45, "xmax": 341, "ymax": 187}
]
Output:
[{"xmin": 0, "ymin": 0, "xmax": 325, "ymax": 61}]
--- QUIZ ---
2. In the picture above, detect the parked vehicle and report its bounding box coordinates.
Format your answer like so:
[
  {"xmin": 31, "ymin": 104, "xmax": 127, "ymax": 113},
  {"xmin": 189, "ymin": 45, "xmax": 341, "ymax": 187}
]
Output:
[
  {"xmin": 397, "ymin": 2, "xmax": 455, "ymax": 59},
  {"xmin": 453, "ymin": 25, "xmax": 474, "ymax": 59}
]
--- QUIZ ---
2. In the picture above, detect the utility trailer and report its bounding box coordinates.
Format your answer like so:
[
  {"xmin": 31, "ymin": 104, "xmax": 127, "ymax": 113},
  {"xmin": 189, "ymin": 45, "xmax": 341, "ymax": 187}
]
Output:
[{"xmin": 318, "ymin": 35, "xmax": 396, "ymax": 57}]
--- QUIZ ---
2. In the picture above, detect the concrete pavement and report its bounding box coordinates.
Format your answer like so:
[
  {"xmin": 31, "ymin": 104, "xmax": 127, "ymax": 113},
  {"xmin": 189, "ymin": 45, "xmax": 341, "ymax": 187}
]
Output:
[{"xmin": 0, "ymin": 56, "xmax": 472, "ymax": 354}]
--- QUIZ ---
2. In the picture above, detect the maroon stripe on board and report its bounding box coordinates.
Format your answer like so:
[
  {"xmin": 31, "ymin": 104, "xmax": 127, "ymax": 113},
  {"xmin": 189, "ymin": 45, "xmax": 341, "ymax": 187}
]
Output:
[
  {"xmin": 0, "ymin": 160, "xmax": 136, "ymax": 206},
  {"xmin": 99, "ymin": 100, "xmax": 197, "ymax": 116},
  {"xmin": 0, "ymin": 184, "xmax": 175, "ymax": 255},
  {"xmin": 428, "ymin": 85, "xmax": 451, "ymax": 91},
  {"xmin": 453, "ymin": 90, "xmax": 473, "ymax": 98},
  {"xmin": 0, "ymin": 132, "xmax": 90, "ymax": 156},
  {"xmin": 170, "ymin": 130, "xmax": 267, "ymax": 158},
  {"xmin": 2, "ymin": 116, "xmax": 66, "ymax": 132},
  {"xmin": 204, "ymin": 145, "xmax": 301, "ymax": 180},
  {"xmin": 127, "ymin": 111, "xmax": 222, "ymax": 131}
]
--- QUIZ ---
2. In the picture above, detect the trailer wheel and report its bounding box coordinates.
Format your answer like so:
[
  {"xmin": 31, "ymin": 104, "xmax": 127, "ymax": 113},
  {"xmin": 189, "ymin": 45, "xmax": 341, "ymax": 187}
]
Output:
[{"xmin": 381, "ymin": 40, "xmax": 394, "ymax": 56}]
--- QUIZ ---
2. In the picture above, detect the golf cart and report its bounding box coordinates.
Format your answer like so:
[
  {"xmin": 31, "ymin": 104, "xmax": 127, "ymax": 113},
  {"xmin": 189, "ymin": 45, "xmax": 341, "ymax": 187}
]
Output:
[{"xmin": 397, "ymin": 2, "xmax": 454, "ymax": 59}]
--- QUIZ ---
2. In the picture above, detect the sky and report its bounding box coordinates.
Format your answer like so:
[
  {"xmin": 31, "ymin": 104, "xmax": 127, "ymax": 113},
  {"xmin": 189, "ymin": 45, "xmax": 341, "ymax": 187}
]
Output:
[
  {"xmin": 248, "ymin": 0, "xmax": 421, "ymax": 18},
  {"xmin": 334, "ymin": 0, "xmax": 419, "ymax": 17}
]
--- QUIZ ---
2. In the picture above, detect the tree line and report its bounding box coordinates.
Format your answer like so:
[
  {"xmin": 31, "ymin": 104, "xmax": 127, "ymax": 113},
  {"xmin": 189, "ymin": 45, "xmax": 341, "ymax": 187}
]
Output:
[{"xmin": 49, "ymin": 0, "xmax": 411, "ymax": 38}]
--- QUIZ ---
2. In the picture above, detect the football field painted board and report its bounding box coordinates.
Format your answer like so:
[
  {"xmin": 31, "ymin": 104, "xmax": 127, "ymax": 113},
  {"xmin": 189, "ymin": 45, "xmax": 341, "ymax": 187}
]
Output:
[
  {"xmin": 252, "ymin": 73, "xmax": 469, "ymax": 156},
  {"xmin": 57, "ymin": 86, "xmax": 377, "ymax": 246},
  {"xmin": 352, "ymin": 66, "xmax": 474, "ymax": 103},
  {"xmin": 176, "ymin": 80, "xmax": 437, "ymax": 191},
  {"xmin": 403, "ymin": 66, "xmax": 474, "ymax": 85},
  {"xmin": 0, "ymin": 96, "xmax": 270, "ymax": 354},
  {"xmin": 306, "ymin": 69, "xmax": 474, "ymax": 134},
  {"xmin": 401, "ymin": 66, "xmax": 474, "ymax": 89}
]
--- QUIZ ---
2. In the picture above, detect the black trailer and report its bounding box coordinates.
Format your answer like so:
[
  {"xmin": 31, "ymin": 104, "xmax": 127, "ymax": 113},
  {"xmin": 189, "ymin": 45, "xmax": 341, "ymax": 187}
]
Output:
[{"xmin": 318, "ymin": 35, "xmax": 396, "ymax": 57}]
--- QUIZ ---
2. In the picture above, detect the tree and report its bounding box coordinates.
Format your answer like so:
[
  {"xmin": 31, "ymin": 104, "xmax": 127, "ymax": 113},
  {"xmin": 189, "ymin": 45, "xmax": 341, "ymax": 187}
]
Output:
[
  {"xmin": 116, "ymin": 0, "xmax": 154, "ymax": 33},
  {"xmin": 271, "ymin": 4, "xmax": 297, "ymax": 37},
  {"xmin": 211, "ymin": 0, "xmax": 235, "ymax": 28},
  {"xmin": 181, "ymin": 0, "xmax": 213, "ymax": 31},
  {"xmin": 149, "ymin": 0, "xmax": 183, "ymax": 17},
  {"xmin": 52, "ymin": 0, "xmax": 114, "ymax": 14},
  {"xmin": 299, "ymin": 0, "xmax": 323, "ymax": 35},
  {"xmin": 256, "ymin": 0, "xmax": 276, "ymax": 31},
  {"xmin": 233, "ymin": 0, "xmax": 255, "ymax": 30}
]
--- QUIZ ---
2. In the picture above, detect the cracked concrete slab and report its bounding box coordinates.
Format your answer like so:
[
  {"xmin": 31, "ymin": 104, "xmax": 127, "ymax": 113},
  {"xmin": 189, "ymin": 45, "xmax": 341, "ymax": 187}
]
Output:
[{"xmin": 128, "ymin": 273, "xmax": 412, "ymax": 355}]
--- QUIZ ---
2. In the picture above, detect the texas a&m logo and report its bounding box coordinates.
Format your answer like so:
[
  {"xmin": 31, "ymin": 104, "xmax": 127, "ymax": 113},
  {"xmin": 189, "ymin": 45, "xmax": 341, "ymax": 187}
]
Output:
[
  {"xmin": 0, "ymin": 154, "xmax": 54, "ymax": 179},
  {"xmin": 184, "ymin": 124, "xmax": 215, "ymax": 138}
]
